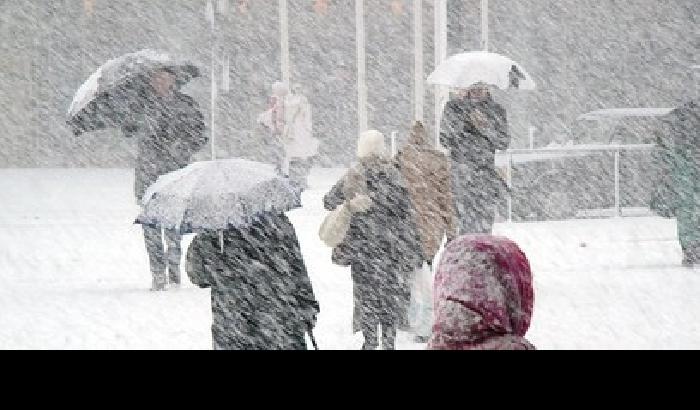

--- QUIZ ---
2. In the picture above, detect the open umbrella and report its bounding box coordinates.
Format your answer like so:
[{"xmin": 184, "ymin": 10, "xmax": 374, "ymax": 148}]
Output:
[
  {"xmin": 67, "ymin": 49, "xmax": 200, "ymax": 136},
  {"xmin": 427, "ymin": 51, "xmax": 535, "ymax": 90},
  {"xmin": 135, "ymin": 158, "xmax": 302, "ymax": 235}
]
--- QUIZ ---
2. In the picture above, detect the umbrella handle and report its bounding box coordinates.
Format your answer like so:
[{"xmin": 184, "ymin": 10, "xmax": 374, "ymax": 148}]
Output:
[
  {"xmin": 219, "ymin": 230, "xmax": 224, "ymax": 253},
  {"xmin": 308, "ymin": 329, "xmax": 319, "ymax": 350}
]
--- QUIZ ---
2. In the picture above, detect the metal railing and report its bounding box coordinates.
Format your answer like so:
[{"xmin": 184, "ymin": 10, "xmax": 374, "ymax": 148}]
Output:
[
  {"xmin": 496, "ymin": 144, "xmax": 658, "ymax": 221},
  {"xmin": 390, "ymin": 132, "xmax": 657, "ymax": 221}
]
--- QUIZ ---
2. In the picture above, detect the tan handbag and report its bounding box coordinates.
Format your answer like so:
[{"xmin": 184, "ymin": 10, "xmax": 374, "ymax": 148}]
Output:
[
  {"xmin": 318, "ymin": 202, "xmax": 353, "ymax": 248},
  {"xmin": 318, "ymin": 192, "xmax": 373, "ymax": 248}
]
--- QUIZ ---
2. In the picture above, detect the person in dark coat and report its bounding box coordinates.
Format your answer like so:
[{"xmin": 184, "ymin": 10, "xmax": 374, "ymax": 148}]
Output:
[
  {"xmin": 653, "ymin": 100, "xmax": 699, "ymax": 266},
  {"xmin": 185, "ymin": 212, "xmax": 320, "ymax": 350},
  {"xmin": 124, "ymin": 68, "xmax": 207, "ymax": 290},
  {"xmin": 439, "ymin": 82, "xmax": 510, "ymax": 235},
  {"xmin": 324, "ymin": 130, "xmax": 423, "ymax": 350}
]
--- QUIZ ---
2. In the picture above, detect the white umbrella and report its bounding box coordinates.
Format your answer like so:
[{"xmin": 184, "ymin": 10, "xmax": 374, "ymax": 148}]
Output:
[
  {"xmin": 427, "ymin": 51, "xmax": 536, "ymax": 90},
  {"xmin": 136, "ymin": 159, "xmax": 302, "ymax": 234}
]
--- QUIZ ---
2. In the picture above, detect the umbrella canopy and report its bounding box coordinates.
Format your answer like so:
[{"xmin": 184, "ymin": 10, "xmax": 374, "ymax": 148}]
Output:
[
  {"xmin": 67, "ymin": 49, "xmax": 200, "ymax": 136},
  {"xmin": 427, "ymin": 51, "xmax": 535, "ymax": 90},
  {"xmin": 135, "ymin": 159, "xmax": 302, "ymax": 234}
]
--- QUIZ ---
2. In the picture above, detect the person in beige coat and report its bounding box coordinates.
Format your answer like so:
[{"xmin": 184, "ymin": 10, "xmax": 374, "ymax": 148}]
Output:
[
  {"xmin": 397, "ymin": 121, "xmax": 457, "ymax": 264},
  {"xmin": 397, "ymin": 121, "xmax": 457, "ymax": 342},
  {"xmin": 324, "ymin": 130, "xmax": 422, "ymax": 349}
]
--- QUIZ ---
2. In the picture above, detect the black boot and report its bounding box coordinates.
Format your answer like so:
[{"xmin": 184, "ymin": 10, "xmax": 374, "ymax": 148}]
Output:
[
  {"xmin": 168, "ymin": 267, "xmax": 181, "ymax": 286},
  {"xmin": 381, "ymin": 324, "xmax": 397, "ymax": 350},
  {"xmin": 682, "ymin": 245, "xmax": 700, "ymax": 267},
  {"xmin": 150, "ymin": 274, "xmax": 167, "ymax": 291},
  {"xmin": 361, "ymin": 323, "xmax": 379, "ymax": 350}
]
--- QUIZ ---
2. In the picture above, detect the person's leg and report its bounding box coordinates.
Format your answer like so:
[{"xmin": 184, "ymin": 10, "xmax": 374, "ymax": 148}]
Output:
[
  {"xmin": 692, "ymin": 244, "xmax": 700, "ymax": 266},
  {"xmin": 412, "ymin": 263, "xmax": 433, "ymax": 343},
  {"xmin": 289, "ymin": 158, "xmax": 312, "ymax": 188},
  {"xmin": 450, "ymin": 165, "xmax": 468, "ymax": 236},
  {"xmin": 677, "ymin": 208, "xmax": 699, "ymax": 267},
  {"xmin": 680, "ymin": 239, "xmax": 700, "ymax": 267},
  {"xmin": 142, "ymin": 225, "xmax": 166, "ymax": 290},
  {"xmin": 381, "ymin": 322, "xmax": 397, "ymax": 350},
  {"xmin": 165, "ymin": 229, "xmax": 182, "ymax": 285},
  {"xmin": 281, "ymin": 151, "xmax": 291, "ymax": 176},
  {"xmin": 361, "ymin": 321, "xmax": 379, "ymax": 350}
]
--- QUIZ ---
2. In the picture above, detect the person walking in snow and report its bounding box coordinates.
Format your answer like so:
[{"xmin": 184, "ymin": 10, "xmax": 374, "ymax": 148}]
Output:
[
  {"xmin": 186, "ymin": 212, "xmax": 320, "ymax": 350},
  {"xmin": 257, "ymin": 81, "xmax": 319, "ymax": 185},
  {"xmin": 429, "ymin": 235, "xmax": 535, "ymax": 350},
  {"xmin": 325, "ymin": 130, "xmax": 422, "ymax": 350},
  {"xmin": 652, "ymin": 99, "xmax": 700, "ymax": 267},
  {"xmin": 439, "ymin": 82, "xmax": 510, "ymax": 235},
  {"xmin": 396, "ymin": 121, "xmax": 456, "ymax": 342},
  {"xmin": 125, "ymin": 67, "xmax": 207, "ymax": 291}
]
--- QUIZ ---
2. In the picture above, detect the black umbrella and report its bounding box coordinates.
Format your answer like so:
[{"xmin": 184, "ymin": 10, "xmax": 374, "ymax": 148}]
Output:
[{"xmin": 67, "ymin": 49, "xmax": 200, "ymax": 136}]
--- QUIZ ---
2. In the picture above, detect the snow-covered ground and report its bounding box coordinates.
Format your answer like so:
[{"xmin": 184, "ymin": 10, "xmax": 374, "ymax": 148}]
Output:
[{"xmin": 0, "ymin": 168, "xmax": 697, "ymax": 349}]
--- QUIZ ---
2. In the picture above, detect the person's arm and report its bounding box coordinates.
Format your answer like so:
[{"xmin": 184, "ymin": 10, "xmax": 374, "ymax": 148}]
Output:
[
  {"xmin": 185, "ymin": 235, "xmax": 213, "ymax": 288},
  {"xmin": 390, "ymin": 173, "xmax": 424, "ymax": 267},
  {"xmin": 182, "ymin": 97, "xmax": 207, "ymax": 153},
  {"xmin": 323, "ymin": 176, "xmax": 347, "ymax": 211},
  {"xmin": 280, "ymin": 217, "xmax": 320, "ymax": 329},
  {"xmin": 493, "ymin": 105, "xmax": 510, "ymax": 151},
  {"xmin": 438, "ymin": 159, "xmax": 458, "ymax": 241},
  {"xmin": 439, "ymin": 102, "xmax": 456, "ymax": 152}
]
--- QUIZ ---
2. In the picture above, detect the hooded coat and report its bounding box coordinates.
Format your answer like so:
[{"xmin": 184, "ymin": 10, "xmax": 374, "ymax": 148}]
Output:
[{"xmin": 428, "ymin": 235, "xmax": 535, "ymax": 350}]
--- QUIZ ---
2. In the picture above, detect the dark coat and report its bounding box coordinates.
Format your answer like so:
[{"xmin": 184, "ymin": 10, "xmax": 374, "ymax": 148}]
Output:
[
  {"xmin": 655, "ymin": 100, "xmax": 700, "ymax": 249},
  {"xmin": 439, "ymin": 95, "xmax": 510, "ymax": 167},
  {"xmin": 186, "ymin": 213, "xmax": 320, "ymax": 350},
  {"xmin": 439, "ymin": 96, "xmax": 510, "ymax": 234},
  {"xmin": 127, "ymin": 90, "xmax": 207, "ymax": 200},
  {"xmin": 324, "ymin": 157, "xmax": 423, "ymax": 331}
]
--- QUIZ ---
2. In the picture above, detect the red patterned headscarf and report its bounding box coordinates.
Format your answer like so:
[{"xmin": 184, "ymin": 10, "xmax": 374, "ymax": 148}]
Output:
[{"xmin": 429, "ymin": 235, "xmax": 535, "ymax": 350}]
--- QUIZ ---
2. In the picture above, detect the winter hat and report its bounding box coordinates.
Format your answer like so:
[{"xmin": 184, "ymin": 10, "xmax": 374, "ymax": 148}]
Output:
[
  {"xmin": 468, "ymin": 81, "xmax": 489, "ymax": 90},
  {"xmin": 272, "ymin": 81, "xmax": 289, "ymax": 97},
  {"xmin": 357, "ymin": 130, "xmax": 387, "ymax": 159},
  {"xmin": 408, "ymin": 121, "xmax": 430, "ymax": 146}
]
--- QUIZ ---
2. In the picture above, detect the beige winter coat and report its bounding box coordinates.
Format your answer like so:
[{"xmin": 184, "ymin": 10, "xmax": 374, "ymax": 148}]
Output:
[{"xmin": 397, "ymin": 122, "xmax": 457, "ymax": 261}]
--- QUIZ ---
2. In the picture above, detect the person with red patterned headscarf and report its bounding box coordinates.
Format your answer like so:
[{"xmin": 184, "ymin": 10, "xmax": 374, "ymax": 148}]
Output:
[{"xmin": 429, "ymin": 235, "xmax": 535, "ymax": 350}]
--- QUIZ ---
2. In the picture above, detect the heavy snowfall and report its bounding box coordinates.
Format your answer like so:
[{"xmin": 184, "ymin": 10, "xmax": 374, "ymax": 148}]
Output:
[{"xmin": 0, "ymin": 1, "xmax": 697, "ymax": 350}]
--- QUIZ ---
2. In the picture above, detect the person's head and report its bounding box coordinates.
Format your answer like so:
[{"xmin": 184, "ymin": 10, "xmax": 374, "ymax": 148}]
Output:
[
  {"xmin": 408, "ymin": 121, "xmax": 430, "ymax": 146},
  {"xmin": 272, "ymin": 81, "xmax": 289, "ymax": 97},
  {"xmin": 429, "ymin": 235, "xmax": 534, "ymax": 350},
  {"xmin": 357, "ymin": 129, "xmax": 387, "ymax": 159},
  {"xmin": 150, "ymin": 68, "xmax": 177, "ymax": 97},
  {"xmin": 466, "ymin": 82, "xmax": 491, "ymax": 101},
  {"xmin": 292, "ymin": 83, "xmax": 304, "ymax": 95}
]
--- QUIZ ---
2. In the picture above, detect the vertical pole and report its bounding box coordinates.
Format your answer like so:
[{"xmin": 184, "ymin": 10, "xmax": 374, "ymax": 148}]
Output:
[
  {"xmin": 356, "ymin": 0, "xmax": 368, "ymax": 132},
  {"xmin": 434, "ymin": 0, "xmax": 447, "ymax": 147},
  {"xmin": 413, "ymin": 0, "xmax": 424, "ymax": 122},
  {"xmin": 391, "ymin": 131, "xmax": 398, "ymax": 157},
  {"xmin": 507, "ymin": 151, "xmax": 513, "ymax": 222},
  {"xmin": 614, "ymin": 149, "xmax": 621, "ymax": 217},
  {"xmin": 481, "ymin": 0, "xmax": 489, "ymax": 51},
  {"xmin": 280, "ymin": 0, "xmax": 291, "ymax": 86},
  {"xmin": 211, "ymin": 45, "xmax": 217, "ymax": 160}
]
